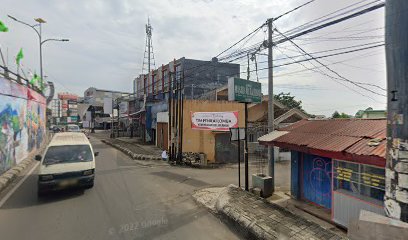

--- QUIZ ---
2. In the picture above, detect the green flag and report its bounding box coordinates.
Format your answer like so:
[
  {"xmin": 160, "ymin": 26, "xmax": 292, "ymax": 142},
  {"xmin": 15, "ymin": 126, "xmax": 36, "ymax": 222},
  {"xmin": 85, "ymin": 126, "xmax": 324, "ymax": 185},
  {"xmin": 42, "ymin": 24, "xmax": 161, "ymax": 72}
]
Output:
[
  {"xmin": 39, "ymin": 78, "xmax": 45, "ymax": 92},
  {"xmin": 30, "ymin": 73, "xmax": 40, "ymax": 85},
  {"xmin": 16, "ymin": 48, "xmax": 24, "ymax": 65},
  {"xmin": 0, "ymin": 20, "xmax": 8, "ymax": 32}
]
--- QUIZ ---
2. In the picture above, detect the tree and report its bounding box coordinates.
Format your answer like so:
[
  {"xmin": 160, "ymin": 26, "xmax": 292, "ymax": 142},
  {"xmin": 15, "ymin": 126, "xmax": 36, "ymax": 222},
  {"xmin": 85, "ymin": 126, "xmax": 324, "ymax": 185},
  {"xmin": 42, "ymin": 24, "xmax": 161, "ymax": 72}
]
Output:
[
  {"xmin": 332, "ymin": 111, "xmax": 350, "ymax": 118},
  {"xmin": 274, "ymin": 92, "xmax": 303, "ymax": 110},
  {"xmin": 332, "ymin": 111, "xmax": 340, "ymax": 118}
]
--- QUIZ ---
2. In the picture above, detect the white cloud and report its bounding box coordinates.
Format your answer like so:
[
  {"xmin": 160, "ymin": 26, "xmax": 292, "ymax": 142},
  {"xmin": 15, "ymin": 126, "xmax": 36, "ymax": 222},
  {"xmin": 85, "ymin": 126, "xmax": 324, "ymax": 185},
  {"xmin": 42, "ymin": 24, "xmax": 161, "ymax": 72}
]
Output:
[{"xmin": 0, "ymin": 0, "xmax": 386, "ymax": 116}]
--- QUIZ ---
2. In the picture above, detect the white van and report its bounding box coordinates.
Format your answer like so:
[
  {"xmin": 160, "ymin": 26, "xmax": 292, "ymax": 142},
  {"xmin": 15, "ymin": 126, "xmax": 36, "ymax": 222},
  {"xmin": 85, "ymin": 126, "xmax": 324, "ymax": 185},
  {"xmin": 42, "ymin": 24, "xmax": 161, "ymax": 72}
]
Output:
[{"xmin": 35, "ymin": 132, "xmax": 98, "ymax": 196}]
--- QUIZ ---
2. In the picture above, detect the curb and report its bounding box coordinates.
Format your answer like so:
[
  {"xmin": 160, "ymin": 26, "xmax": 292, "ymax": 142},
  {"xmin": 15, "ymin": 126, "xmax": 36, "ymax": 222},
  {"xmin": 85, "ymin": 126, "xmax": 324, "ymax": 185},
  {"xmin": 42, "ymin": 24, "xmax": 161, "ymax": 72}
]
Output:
[
  {"xmin": 101, "ymin": 139, "xmax": 227, "ymax": 169},
  {"xmin": 194, "ymin": 185, "xmax": 347, "ymax": 240},
  {"xmin": 0, "ymin": 134, "xmax": 51, "ymax": 195},
  {"xmin": 101, "ymin": 139, "xmax": 162, "ymax": 161}
]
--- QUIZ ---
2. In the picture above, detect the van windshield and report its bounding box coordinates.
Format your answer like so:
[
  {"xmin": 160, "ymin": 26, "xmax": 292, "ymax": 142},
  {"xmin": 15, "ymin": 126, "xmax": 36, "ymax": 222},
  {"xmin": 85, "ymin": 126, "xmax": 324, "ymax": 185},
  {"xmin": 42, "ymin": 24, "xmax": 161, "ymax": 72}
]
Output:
[{"xmin": 43, "ymin": 145, "xmax": 93, "ymax": 165}]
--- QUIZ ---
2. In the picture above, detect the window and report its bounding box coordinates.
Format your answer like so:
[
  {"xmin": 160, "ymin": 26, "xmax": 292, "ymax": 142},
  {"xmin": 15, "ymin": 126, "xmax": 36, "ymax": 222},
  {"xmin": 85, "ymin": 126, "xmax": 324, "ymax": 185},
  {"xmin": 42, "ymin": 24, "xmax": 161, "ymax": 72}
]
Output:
[
  {"xmin": 333, "ymin": 160, "xmax": 385, "ymax": 201},
  {"xmin": 43, "ymin": 145, "xmax": 93, "ymax": 165}
]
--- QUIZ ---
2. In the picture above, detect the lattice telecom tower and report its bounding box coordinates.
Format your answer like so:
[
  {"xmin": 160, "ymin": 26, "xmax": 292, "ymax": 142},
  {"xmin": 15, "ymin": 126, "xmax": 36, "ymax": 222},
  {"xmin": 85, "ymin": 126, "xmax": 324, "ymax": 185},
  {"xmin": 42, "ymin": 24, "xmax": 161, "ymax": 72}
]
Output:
[{"xmin": 141, "ymin": 18, "xmax": 156, "ymax": 74}]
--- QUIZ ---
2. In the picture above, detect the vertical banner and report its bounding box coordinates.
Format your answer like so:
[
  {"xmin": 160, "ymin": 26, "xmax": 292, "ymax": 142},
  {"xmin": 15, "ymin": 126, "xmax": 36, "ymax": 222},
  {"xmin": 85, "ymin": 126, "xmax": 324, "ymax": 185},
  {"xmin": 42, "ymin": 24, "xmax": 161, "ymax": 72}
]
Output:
[{"xmin": 103, "ymin": 97, "xmax": 113, "ymax": 114}]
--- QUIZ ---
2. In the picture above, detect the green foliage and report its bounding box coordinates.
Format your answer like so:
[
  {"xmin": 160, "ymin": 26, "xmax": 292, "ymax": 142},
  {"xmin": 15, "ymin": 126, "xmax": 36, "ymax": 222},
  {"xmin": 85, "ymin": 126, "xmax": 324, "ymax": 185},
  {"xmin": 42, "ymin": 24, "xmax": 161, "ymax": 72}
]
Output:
[
  {"xmin": 332, "ymin": 111, "xmax": 350, "ymax": 118},
  {"xmin": 274, "ymin": 92, "xmax": 303, "ymax": 110}
]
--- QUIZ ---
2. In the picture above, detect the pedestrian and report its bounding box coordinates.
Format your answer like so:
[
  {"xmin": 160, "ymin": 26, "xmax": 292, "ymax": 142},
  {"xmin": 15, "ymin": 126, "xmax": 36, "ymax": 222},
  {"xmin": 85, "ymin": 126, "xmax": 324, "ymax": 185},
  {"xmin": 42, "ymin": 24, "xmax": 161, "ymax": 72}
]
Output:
[{"xmin": 161, "ymin": 150, "xmax": 168, "ymax": 161}]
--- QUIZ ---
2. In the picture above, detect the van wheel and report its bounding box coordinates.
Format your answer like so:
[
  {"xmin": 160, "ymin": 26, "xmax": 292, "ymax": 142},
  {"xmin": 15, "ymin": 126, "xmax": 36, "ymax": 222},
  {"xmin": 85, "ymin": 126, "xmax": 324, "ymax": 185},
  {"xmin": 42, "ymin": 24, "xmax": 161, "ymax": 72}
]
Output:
[{"xmin": 85, "ymin": 181, "xmax": 94, "ymax": 189}]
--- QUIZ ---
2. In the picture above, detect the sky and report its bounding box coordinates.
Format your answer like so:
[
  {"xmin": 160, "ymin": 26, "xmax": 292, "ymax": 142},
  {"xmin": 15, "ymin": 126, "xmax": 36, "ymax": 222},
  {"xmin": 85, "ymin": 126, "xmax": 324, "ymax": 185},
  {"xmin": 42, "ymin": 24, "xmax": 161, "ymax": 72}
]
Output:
[{"xmin": 0, "ymin": 0, "xmax": 386, "ymax": 116}]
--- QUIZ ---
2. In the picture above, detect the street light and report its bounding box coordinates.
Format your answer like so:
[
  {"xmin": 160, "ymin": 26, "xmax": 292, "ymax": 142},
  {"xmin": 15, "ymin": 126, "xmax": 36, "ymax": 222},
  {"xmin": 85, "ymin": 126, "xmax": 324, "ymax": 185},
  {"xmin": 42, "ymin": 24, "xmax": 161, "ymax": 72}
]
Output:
[{"xmin": 7, "ymin": 15, "xmax": 69, "ymax": 82}]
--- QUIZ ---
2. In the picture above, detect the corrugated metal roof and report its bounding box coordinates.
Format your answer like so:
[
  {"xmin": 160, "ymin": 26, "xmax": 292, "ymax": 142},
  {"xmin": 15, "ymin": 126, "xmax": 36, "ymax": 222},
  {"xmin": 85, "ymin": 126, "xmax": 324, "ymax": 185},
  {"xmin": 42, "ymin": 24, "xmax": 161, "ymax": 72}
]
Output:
[
  {"xmin": 279, "ymin": 119, "xmax": 386, "ymax": 138},
  {"xmin": 268, "ymin": 119, "xmax": 386, "ymax": 159},
  {"xmin": 257, "ymin": 131, "xmax": 289, "ymax": 142},
  {"xmin": 345, "ymin": 138, "xmax": 386, "ymax": 158}
]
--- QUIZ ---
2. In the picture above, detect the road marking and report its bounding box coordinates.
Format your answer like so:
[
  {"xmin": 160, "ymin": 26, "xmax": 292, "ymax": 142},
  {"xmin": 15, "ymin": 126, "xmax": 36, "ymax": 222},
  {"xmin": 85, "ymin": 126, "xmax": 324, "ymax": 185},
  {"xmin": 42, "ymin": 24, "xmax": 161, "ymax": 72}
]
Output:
[{"xmin": 0, "ymin": 161, "xmax": 39, "ymax": 208}]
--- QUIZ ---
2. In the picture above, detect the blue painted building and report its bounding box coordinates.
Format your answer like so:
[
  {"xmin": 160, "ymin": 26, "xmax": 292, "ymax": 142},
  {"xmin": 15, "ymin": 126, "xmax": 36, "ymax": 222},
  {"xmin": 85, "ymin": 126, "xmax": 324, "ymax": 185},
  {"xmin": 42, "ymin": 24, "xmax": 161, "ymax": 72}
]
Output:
[{"xmin": 260, "ymin": 119, "xmax": 387, "ymax": 228}]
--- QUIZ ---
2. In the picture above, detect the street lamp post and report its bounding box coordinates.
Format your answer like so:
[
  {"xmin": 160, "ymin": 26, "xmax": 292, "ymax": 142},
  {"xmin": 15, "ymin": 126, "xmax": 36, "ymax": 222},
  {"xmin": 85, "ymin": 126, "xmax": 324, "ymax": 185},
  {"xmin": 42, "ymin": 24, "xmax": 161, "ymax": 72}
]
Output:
[{"xmin": 7, "ymin": 15, "xmax": 69, "ymax": 82}]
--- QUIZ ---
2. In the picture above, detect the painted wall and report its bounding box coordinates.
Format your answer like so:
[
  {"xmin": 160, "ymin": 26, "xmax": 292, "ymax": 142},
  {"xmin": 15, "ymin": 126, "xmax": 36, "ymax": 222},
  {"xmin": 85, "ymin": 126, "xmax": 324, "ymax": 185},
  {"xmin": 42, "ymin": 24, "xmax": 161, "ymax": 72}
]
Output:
[
  {"xmin": 182, "ymin": 100, "xmax": 245, "ymax": 162},
  {"xmin": 302, "ymin": 153, "xmax": 332, "ymax": 209},
  {"xmin": 0, "ymin": 77, "xmax": 46, "ymax": 174}
]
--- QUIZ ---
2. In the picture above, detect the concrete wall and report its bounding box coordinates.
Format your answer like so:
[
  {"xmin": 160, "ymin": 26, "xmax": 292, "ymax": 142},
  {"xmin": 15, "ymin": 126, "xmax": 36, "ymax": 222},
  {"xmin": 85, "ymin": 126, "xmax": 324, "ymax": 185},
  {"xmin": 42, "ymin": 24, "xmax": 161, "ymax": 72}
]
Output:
[
  {"xmin": 0, "ymin": 77, "xmax": 46, "ymax": 174},
  {"xmin": 182, "ymin": 100, "xmax": 245, "ymax": 162},
  {"xmin": 333, "ymin": 190, "xmax": 384, "ymax": 228}
]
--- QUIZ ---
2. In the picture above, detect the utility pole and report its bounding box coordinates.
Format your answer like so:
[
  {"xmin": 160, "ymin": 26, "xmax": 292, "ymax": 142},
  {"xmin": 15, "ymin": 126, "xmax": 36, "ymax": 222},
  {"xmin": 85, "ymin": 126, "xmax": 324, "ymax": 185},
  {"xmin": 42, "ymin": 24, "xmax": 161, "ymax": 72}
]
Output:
[
  {"xmin": 267, "ymin": 18, "xmax": 275, "ymax": 192},
  {"xmin": 244, "ymin": 103, "xmax": 249, "ymax": 191},
  {"xmin": 385, "ymin": 0, "xmax": 408, "ymax": 223},
  {"xmin": 8, "ymin": 15, "xmax": 68, "ymax": 104}
]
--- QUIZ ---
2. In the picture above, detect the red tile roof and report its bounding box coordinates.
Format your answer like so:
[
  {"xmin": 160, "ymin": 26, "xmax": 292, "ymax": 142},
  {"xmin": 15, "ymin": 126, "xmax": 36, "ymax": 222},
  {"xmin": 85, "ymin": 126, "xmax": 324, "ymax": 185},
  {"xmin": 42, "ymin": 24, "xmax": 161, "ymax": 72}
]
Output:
[{"xmin": 261, "ymin": 119, "xmax": 386, "ymax": 162}]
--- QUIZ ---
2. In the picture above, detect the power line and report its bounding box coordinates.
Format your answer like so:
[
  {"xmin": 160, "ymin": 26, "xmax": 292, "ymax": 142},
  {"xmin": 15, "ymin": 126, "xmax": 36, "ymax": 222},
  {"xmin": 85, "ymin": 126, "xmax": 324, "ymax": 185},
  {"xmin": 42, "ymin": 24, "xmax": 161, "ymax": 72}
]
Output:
[
  {"xmin": 274, "ymin": 27, "xmax": 386, "ymax": 97},
  {"xmin": 215, "ymin": 25, "xmax": 265, "ymax": 58},
  {"xmin": 282, "ymin": 0, "xmax": 382, "ymax": 37},
  {"xmin": 273, "ymin": 43, "xmax": 385, "ymax": 70},
  {"xmin": 272, "ymin": 50, "xmax": 384, "ymax": 78},
  {"xmin": 218, "ymin": 2, "xmax": 385, "ymax": 65},
  {"xmin": 273, "ymin": 2, "xmax": 385, "ymax": 46},
  {"xmin": 217, "ymin": 0, "xmax": 319, "ymax": 61},
  {"xmin": 258, "ymin": 41, "xmax": 384, "ymax": 63},
  {"xmin": 133, "ymin": 1, "xmax": 386, "ymax": 97},
  {"xmin": 273, "ymin": 0, "xmax": 317, "ymax": 21}
]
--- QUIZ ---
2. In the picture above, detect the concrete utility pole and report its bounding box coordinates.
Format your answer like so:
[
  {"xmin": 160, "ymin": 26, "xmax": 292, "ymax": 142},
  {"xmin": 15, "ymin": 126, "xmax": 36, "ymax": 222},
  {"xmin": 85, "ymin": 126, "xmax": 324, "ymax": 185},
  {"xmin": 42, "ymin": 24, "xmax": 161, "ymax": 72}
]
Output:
[
  {"xmin": 267, "ymin": 18, "xmax": 275, "ymax": 192},
  {"xmin": 385, "ymin": 0, "xmax": 408, "ymax": 223}
]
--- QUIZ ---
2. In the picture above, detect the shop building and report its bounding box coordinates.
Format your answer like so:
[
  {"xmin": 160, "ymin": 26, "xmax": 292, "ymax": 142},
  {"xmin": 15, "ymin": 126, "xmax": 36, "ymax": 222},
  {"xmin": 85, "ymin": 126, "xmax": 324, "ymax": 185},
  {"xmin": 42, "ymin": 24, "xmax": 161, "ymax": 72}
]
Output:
[{"xmin": 259, "ymin": 119, "xmax": 386, "ymax": 228}]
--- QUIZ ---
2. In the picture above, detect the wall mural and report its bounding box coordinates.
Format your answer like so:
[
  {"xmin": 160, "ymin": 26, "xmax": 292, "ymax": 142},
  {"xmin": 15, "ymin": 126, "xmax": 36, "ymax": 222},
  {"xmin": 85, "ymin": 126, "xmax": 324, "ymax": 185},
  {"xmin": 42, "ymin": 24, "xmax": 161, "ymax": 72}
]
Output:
[{"xmin": 0, "ymin": 77, "xmax": 46, "ymax": 174}]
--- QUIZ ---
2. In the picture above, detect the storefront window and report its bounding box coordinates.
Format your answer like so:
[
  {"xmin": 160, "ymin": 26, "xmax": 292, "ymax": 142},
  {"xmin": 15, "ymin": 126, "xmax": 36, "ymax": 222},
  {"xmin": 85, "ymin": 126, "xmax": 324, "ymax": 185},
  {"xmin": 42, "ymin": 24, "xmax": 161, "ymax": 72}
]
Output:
[{"xmin": 333, "ymin": 160, "xmax": 385, "ymax": 201}]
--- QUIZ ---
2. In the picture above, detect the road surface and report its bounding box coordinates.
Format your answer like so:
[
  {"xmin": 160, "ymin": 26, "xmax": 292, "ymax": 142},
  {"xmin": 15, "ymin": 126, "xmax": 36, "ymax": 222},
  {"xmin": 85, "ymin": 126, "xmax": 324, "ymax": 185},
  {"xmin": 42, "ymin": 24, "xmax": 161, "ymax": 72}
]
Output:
[{"xmin": 0, "ymin": 137, "xmax": 242, "ymax": 240}]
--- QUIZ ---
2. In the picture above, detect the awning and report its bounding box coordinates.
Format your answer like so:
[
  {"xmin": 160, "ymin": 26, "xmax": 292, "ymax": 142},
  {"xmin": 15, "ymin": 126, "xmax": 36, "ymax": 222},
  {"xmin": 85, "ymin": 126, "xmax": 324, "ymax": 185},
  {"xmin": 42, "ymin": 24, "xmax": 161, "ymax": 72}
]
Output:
[{"xmin": 258, "ymin": 131, "xmax": 289, "ymax": 143}]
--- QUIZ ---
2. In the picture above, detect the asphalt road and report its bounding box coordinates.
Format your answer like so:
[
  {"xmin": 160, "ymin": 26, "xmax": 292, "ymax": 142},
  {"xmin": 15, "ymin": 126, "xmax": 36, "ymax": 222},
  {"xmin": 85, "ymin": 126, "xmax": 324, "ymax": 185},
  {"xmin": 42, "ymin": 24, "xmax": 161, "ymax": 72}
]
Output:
[{"xmin": 0, "ymin": 137, "xmax": 242, "ymax": 240}]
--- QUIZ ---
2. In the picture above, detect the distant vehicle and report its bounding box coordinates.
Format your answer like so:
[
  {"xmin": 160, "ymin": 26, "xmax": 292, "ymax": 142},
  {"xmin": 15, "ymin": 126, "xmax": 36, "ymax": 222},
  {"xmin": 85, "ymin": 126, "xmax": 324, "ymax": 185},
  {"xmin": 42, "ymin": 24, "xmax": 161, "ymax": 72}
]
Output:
[
  {"xmin": 66, "ymin": 124, "xmax": 81, "ymax": 132},
  {"xmin": 35, "ymin": 132, "xmax": 98, "ymax": 196},
  {"xmin": 51, "ymin": 126, "xmax": 61, "ymax": 133}
]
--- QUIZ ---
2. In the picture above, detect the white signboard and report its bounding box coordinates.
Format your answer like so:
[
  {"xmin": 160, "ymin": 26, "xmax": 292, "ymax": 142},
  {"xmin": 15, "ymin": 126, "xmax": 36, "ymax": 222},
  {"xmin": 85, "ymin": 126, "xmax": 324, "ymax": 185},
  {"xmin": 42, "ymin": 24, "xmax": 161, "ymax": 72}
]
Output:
[
  {"xmin": 191, "ymin": 111, "xmax": 239, "ymax": 131},
  {"xmin": 83, "ymin": 121, "xmax": 90, "ymax": 128},
  {"xmin": 230, "ymin": 128, "xmax": 246, "ymax": 141},
  {"xmin": 104, "ymin": 97, "xmax": 113, "ymax": 114},
  {"xmin": 119, "ymin": 102, "xmax": 128, "ymax": 116}
]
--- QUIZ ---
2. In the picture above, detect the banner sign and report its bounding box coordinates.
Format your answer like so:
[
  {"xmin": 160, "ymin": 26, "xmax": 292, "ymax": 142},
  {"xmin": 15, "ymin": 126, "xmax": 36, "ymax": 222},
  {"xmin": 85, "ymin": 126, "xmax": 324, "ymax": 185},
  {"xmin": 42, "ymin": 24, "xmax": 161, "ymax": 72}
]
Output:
[
  {"xmin": 191, "ymin": 111, "xmax": 238, "ymax": 131},
  {"xmin": 119, "ymin": 101, "xmax": 128, "ymax": 117},
  {"xmin": 228, "ymin": 77, "xmax": 262, "ymax": 103}
]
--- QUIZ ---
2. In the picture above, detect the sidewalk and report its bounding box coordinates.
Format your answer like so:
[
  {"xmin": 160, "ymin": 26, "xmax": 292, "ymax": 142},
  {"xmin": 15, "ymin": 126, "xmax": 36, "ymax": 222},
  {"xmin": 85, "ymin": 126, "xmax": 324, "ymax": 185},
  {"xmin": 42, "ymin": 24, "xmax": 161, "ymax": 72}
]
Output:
[{"xmin": 194, "ymin": 185, "xmax": 348, "ymax": 240}]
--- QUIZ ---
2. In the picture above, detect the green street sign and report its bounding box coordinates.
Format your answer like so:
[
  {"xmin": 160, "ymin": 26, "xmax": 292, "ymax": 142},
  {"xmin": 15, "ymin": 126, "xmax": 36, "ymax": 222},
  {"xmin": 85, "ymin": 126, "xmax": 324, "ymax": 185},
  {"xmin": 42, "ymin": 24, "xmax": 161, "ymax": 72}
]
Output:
[{"xmin": 228, "ymin": 77, "xmax": 262, "ymax": 103}]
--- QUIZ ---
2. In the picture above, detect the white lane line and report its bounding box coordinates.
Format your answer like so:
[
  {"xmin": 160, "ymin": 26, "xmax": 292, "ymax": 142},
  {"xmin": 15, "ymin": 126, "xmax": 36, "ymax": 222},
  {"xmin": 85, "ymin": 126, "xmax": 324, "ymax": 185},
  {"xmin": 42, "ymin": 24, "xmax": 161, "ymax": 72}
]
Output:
[{"xmin": 0, "ymin": 161, "xmax": 39, "ymax": 208}]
